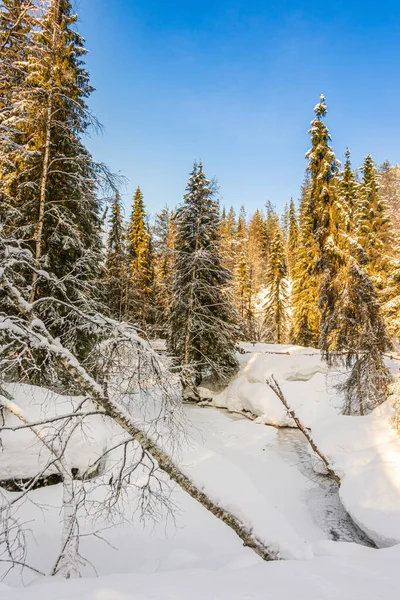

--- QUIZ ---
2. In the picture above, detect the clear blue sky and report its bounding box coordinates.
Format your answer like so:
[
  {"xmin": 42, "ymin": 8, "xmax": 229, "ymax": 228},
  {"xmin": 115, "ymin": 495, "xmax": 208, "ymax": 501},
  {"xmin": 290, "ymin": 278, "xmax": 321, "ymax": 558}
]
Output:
[{"xmin": 78, "ymin": 0, "xmax": 400, "ymax": 218}]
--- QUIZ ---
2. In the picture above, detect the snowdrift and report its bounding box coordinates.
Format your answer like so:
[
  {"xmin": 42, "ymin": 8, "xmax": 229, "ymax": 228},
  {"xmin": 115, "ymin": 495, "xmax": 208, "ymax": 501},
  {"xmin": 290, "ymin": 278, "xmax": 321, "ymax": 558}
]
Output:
[{"xmin": 213, "ymin": 343, "xmax": 400, "ymax": 547}]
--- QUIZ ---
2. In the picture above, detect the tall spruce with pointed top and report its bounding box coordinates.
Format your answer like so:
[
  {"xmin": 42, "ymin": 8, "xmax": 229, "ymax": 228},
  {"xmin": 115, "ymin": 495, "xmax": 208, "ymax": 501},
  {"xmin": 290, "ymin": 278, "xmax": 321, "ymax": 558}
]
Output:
[
  {"xmin": 168, "ymin": 162, "xmax": 238, "ymax": 394},
  {"xmin": 307, "ymin": 114, "xmax": 392, "ymax": 415},
  {"xmin": 340, "ymin": 149, "xmax": 358, "ymax": 231},
  {"xmin": 263, "ymin": 225, "xmax": 289, "ymax": 343},
  {"xmin": 357, "ymin": 154, "xmax": 392, "ymax": 291},
  {"xmin": 127, "ymin": 186, "xmax": 155, "ymax": 329},
  {"xmin": 105, "ymin": 191, "xmax": 128, "ymax": 320},
  {"xmin": 0, "ymin": 0, "xmax": 112, "ymax": 360},
  {"xmin": 0, "ymin": 0, "xmax": 35, "ymax": 226},
  {"xmin": 287, "ymin": 197, "xmax": 299, "ymax": 278},
  {"xmin": 291, "ymin": 173, "xmax": 320, "ymax": 346},
  {"xmin": 153, "ymin": 204, "xmax": 176, "ymax": 334},
  {"xmin": 235, "ymin": 250, "xmax": 254, "ymax": 339}
]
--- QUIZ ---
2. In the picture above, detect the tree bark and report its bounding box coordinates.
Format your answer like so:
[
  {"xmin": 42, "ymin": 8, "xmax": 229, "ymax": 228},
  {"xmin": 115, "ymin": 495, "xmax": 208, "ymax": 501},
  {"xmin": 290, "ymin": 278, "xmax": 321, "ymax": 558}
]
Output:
[
  {"xmin": 2, "ymin": 280, "xmax": 275, "ymax": 563},
  {"xmin": 267, "ymin": 375, "xmax": 341, "ymax": 485},
  {"xmin": 30, "ymin": 0, "xmax": 60, "ymax": 302}
]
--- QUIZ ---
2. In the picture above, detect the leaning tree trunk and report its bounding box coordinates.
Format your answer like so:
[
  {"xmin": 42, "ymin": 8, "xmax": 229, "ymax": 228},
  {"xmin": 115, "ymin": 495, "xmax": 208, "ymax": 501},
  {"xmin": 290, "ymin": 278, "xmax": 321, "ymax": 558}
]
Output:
[
  {"xmin": 2, "ymin": 280, "xmax": 274, "ymax": 563},
  {"xmin": 267, "ymin": 375, "xmax": 340, "ymax": 485},
  {"xmin": 0, "ymin": 392, "xmax": 82, "ymax": 577}
]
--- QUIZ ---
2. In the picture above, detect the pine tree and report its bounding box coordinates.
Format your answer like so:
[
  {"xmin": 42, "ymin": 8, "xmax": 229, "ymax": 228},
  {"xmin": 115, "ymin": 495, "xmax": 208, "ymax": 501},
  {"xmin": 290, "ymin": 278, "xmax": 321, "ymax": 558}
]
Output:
[
  {"xmin": 357, "ymin": 154, "xmax": 392, "ymax": 290},
  {"xmin": 340, "ymin": 149, "xmax": 358, "ymax": 231},
  {"xmin": 219, "ymin": 205, "xmax": 237, "ymax": 273},
  {"xmin": 287, "ymin": 197, "xmax": 299, "ymax": 278},
  {"xmin": 263, "ymin": 201, "xmax": 279, "ymax": 260},
  {"xmin": 127, "ymin": 186, "xmax": 155, "ymax": 330},
  {"xmin": 236, "ymin": 205, "xmax": 247, "ymax": 254},
  {"xmin": 247, "ymin": 208, "xmax": 266, "ymax": 292},
  {"xmin": 235, "ymin": 250, "xmax": 254, "ymax": 339},
  {"xmin": 307, "ymin": 111, "xmax": 393, "ymax": 415},
  {"xmin": 105, "ymin": 191, "xmax": 127, "ymax": 320},
  {"xmin": 263, "ymin": 226, "xmax": 289, "ymax": 343},
  {"xmin": 291, "ymin": 173, "xmax": 320, "ymax": 346},
  {"xmin": 168, "ymin": 162, "xmax": 238, "ymax": 395},
  {"xmin": 1, "ymin": 0, "xmax": 111, "ymax": 358},
  {"xmin": 153, "ymin": 204, "xmax": 175, "ymax": 334}
]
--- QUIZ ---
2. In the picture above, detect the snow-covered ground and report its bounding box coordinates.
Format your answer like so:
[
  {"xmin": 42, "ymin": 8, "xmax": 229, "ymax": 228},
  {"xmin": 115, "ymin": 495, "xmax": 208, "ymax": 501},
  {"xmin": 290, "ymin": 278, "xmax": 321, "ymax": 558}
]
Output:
[
  {"xmin": 212, "ymin": 343, "xmax": 400, "ymax": 546},
  {"xmin": 2, "ymin": 343, "xmax": 400, "ymax": 598}
]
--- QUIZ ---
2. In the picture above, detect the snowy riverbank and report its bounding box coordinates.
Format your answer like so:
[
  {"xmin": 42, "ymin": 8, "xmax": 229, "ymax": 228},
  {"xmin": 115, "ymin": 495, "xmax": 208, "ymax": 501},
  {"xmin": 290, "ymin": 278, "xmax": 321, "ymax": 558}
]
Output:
[
  {"xmin": 212, "ymin": 343, "xmax": 400, "ymax": 547},
  {"xmin": 2, "ymin": 344, "xmax": 400, "ymax": 599}
]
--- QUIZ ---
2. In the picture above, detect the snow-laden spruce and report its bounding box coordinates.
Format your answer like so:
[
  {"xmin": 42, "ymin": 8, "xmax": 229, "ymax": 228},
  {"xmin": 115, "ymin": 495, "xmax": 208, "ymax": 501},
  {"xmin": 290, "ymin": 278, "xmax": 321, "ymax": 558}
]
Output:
[{"xmin": 168, "ymin": 162, "xmax": 239, "ymax": 396}]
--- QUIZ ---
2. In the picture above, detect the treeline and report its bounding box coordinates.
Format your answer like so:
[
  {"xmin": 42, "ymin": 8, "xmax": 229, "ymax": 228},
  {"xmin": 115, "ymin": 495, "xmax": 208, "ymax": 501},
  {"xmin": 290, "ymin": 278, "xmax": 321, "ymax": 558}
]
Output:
[
  {"xmin": 105, "ymin": 111, "xmax": 400, "ymax": 354},
  {"xmin": 103, "ymin": 97, "xmax": 400, "ymax": 414},
  {"xmin": 1, "ymin": 2, "xmax": 399, "ymax": 417}
]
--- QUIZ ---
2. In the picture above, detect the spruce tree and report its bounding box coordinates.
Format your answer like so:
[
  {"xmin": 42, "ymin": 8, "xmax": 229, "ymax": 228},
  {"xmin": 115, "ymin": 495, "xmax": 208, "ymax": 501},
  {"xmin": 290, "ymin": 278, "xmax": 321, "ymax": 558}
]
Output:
[
  {"xmin": 127, "ymin": 186, "xmax": 155, "ymax": 330},
  {"xmin": 168, "ymin": 162, "xmax": 238, "ymax": 395},
  {"xmin": 340, "ymin": 149, "xmax": 358, "ymax": 231},
  {"xmin": 153, "ymin": 205, "xmax": 175, "ymax": 334},
  {"xmin": 263, "ymin": 201, "xmax": 279, "ymax": 260},
  {"xmin": 357, "ymin": 154, "xmax": 392, "ymax": 290},
  {"xmin": 1, "ymin": 0, "xmax": 111, "ymax": 358},
  {"xmin": 105, "ymin": 191, "xmax": 128, "ymax": 320},
  {"xmin": 236, "ymin": 205, "xmax": 247, "ymax": 253},
  {"xmin": 287, "ymin": 197, "xmax": 299, "ymax": 278},
  {"xmin": 0, "ymin": 0, "xmax": 35, "ymax": 225},
  {"xmin": 306, "ymin": 110, "xmax": 393, "ymax": 415},
  {"xmin": 263, "ymin": 226, "xmax": 289, "ymax": 343},
  {"xmin": 235, "ymin": 250, "xmax": 254, "ymax": 339},
  {"xmin": 219, "ymin": 205, "xmax": 237, "ymax": 273},
  {"xmin": 247, "ymin": 208, "xmax": 266, "ymax": 292},
  {"xmin": 291, "ymin": 173, "xmax": 320, "ymax": 346},
  {"xmin": 379, "ymin": 160, "xmax": 400, "ymax": 237}
]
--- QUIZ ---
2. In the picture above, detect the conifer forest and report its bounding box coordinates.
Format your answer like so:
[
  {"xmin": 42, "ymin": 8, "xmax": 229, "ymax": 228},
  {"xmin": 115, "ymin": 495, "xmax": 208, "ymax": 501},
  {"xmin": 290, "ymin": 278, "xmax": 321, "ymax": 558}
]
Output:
[{"xmin": 1, "ymin": 2, "xmax": 400, "ymax": 599}]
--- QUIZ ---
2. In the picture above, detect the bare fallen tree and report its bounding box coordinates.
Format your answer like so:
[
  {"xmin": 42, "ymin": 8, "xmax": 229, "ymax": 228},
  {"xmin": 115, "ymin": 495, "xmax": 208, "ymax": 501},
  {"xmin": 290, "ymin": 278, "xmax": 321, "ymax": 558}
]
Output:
[
  {"xmin": 0, "ymin": 235, "xmax": 274, "ymax": 579},
  {"xmin": 266, "ymin": 375, "xmax": 340, "ymax": 485}
]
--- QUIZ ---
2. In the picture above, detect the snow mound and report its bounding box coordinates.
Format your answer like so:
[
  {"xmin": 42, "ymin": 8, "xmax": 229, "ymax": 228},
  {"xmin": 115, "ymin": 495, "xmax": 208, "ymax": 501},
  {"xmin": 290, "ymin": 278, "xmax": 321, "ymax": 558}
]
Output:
[
  {"xmin": 0, "ymin": 383, "xmax": 111, "ymax": 480},
  {"xmin": 214, "ymin": 344, "xmax": 336, "ymax": 427},
  {"xmin": 213, "ymin": 344, "xmax": 400, "ymax": 547}
]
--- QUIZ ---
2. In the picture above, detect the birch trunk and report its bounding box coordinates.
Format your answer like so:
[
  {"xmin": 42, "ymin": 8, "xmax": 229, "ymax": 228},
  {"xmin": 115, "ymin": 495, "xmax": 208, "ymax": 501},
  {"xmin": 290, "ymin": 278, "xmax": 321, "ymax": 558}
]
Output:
[{"xmin": 2, "ymin": 280, "xmax": 274, "ymax": 562}]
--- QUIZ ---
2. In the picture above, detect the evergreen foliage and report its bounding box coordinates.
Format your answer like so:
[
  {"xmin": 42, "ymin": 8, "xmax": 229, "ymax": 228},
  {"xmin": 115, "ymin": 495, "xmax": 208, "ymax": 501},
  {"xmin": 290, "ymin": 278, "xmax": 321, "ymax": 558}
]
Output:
[
  {"xmin": 357, "ymin": 154, "xmax": 392, "ymax": 289},
  {"xmin": 291, "ymin": 174, "xmax": 320, "ymax": 346},
  {"xmin": 127, "ymin": 186, "xmax": 155, "ymax": 330},
  {"xmin": 105, "ymin": 191, "xmax": 128, "ymax": 320},
  {"xmin": 263, "ymin": 226, "xmax": 289, "ymax": 343},
  {"xmin": 168, "ymin": 162, "xmax": 238, "ymax": 394},
  {"xmin": 153, "ymin": 205, "xmax": 176, "ymax": 334},
  {"xmin": 287, "ymin": 197, "xmax": 299, "ymax": 278},
  {"xmin": 235, "ymin": 250, "xmax": 254, "ymax": 339},
  {"xmin": 306, "ymin": 116, "xmax": 393, "ymax": 415},
  {"xmin": 219, "ymin": 205, "xmax": 237, "ymax": 273},
  {"xmin": 0, "ymin": 0, "xmax": 114, "ymax": 360}
]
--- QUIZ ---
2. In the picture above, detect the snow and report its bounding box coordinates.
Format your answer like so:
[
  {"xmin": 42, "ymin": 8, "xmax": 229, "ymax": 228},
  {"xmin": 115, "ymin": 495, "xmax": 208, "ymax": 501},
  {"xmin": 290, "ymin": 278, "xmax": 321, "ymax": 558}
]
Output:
[
  {"xmin": 3, "ymin": 546, "xmax": 400, "ymax": 600},
  {"xmin": 213, "ymin": 343, "xmax": 400, "ymax": 547},
  {"xmin": 0, "ymin": 383, "xmax": 110, "ymax": 480},
  {"xmin": 2, "ymin": 344, "xmax": 400, "ymax": 598}
]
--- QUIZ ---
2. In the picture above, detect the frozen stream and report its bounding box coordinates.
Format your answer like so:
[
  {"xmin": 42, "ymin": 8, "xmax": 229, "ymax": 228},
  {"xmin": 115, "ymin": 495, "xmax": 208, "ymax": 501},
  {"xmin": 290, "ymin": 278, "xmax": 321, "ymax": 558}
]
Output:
[{"xmin": 185, "ymin": 404, "xmax": 375, "ymax": 549}]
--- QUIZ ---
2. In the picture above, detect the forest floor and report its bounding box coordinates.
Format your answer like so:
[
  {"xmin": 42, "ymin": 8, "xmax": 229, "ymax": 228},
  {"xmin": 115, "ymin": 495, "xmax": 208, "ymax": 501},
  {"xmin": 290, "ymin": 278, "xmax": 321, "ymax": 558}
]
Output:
[{"xmin": 2, "ymin": 344, "xmax": 400, "ymax": 599}]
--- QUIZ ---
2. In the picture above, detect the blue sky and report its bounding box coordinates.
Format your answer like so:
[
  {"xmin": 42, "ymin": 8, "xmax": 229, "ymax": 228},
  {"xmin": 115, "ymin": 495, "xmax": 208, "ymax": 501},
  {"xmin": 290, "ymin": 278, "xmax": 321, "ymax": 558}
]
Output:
[{"xmin": 78, "ymin": 0, "xmax": 400, "ymax": 218}]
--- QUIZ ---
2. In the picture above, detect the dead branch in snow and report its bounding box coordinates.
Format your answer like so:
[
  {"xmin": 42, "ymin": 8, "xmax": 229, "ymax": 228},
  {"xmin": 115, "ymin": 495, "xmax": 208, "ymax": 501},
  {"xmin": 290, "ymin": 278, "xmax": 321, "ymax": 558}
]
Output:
[
  {"xmin": 266, "ymin": 375, "xmax": 341, "ymax": 485},
  {"xmin": 0, "ymin": 237, "xmax": 275, "ymax": 575}
]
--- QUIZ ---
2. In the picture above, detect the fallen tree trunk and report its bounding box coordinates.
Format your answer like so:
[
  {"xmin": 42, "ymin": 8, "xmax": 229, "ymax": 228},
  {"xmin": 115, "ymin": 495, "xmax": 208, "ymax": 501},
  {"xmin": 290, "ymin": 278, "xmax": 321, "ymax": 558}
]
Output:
[
  {"xmin": 266, "ymin": 375, "xmax": 341, "ymax": 485},
  {"xmin": 1, "ymin": 280, "xmax": 275, "ymax": 562}
]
